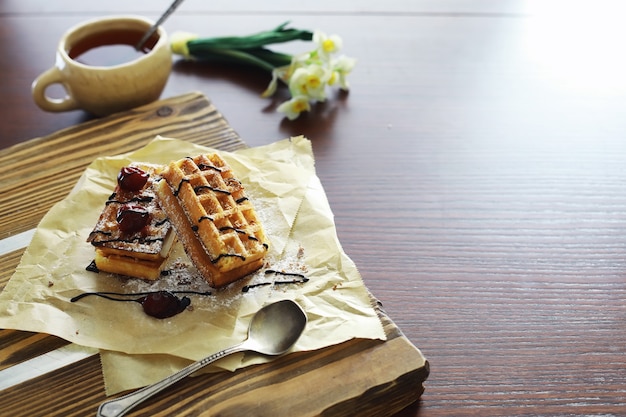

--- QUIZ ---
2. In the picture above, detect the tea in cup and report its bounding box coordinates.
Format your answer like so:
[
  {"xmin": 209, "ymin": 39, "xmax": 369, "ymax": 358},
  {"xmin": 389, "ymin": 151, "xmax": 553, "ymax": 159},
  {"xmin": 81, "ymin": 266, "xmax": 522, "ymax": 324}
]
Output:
[{"xmin": 32, "ymin": 15, "xmax": 172, "ymax": 117}]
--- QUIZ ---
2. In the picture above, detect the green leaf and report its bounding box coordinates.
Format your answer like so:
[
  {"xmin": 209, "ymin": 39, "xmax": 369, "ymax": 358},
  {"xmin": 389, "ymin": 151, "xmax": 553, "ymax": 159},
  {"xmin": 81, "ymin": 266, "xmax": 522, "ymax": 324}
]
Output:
[
  {"xmin": 186, "ymin": 22, "xmax": 313, "ymax": 51},
  {"xmin": 185, "ymin": 47, "xmax": 278, "ymax": 73}
]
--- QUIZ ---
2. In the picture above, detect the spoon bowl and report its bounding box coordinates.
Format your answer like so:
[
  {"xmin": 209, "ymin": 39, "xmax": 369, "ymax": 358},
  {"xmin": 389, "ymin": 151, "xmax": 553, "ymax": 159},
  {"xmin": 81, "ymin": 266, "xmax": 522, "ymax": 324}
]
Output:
[
  {"xmin": 243, "ymin": 299, "xmax": 308, "ymax": 355},
  {"xmin": 97, "ymin": 299, "xmax": 307, "ymax": 417}
]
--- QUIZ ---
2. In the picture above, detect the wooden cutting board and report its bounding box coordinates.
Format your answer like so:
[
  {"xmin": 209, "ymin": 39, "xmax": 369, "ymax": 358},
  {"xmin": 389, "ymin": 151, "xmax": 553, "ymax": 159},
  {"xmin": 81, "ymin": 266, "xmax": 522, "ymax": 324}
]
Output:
[{"xmin": 0, "ymin": 92, "xmax": 429, "ymax": 416}]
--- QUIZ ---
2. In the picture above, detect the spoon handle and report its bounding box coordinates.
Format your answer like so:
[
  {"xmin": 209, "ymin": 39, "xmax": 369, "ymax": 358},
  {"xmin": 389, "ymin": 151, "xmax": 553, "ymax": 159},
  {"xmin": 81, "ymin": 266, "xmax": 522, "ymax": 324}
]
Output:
[
  {"xmin": 96, "ymin": 343, "xmax": 244, "ymax": 417},
  {"xmin": 135, "ymin": 0, "xmax": 186, "ymax": 50}
]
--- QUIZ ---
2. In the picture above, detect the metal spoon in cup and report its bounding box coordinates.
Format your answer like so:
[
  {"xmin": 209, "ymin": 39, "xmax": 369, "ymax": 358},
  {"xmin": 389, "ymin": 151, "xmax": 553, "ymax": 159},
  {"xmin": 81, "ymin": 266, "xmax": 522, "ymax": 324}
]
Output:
[
  {"xmin": 135, "ymin": 0, "xmax": 186, "ymax": 51},
  {"xmin": 96, "ymin": 299, "xmax": 307, "ymax": 417}
]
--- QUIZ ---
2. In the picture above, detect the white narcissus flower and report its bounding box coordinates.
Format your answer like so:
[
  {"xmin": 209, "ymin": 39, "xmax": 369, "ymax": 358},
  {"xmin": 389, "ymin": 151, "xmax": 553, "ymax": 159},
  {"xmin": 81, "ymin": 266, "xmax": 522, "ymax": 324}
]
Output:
[
  {"xmin": 288, "ymin": 65, "xmax": 329, "ymax": 101},
  {"xmin": 243, "ymin": 26, "xmax": 354, "ymax": 120},
  {"xmin": 331, "ymin": 55, "xmax": 356, "ymax": 90},
  {"xmin": 171, "ymin": 24, "xmax": 355, "ymax": 120},
  {"xmin": 277, "ymin": 95, "xmax": 311, "ymax": 120},
  {"xmin": 313, "ymin": 30, "xmax": 343, "ymax": 57}
]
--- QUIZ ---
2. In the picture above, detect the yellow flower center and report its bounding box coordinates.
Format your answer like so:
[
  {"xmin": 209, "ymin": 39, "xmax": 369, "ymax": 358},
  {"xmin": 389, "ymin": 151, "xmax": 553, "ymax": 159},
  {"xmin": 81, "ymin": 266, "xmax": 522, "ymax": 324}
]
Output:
[
  {"xmin": 293, "ymin": 100, "xmax": 308, "ymax": 112},
  {"xmin": 307, "ymin": 76, "xmax": 322, "ymax": 90},
  {"xmin": 322, "ymin": 39, "xmax": 336, "ymax": 53}
]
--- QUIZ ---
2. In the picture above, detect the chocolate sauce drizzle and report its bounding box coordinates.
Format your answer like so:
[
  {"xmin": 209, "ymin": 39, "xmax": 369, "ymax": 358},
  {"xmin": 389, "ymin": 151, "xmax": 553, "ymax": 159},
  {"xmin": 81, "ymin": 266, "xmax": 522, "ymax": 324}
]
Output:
[
  {"xmin": 242, "ymin": 269, "xmax": 309, "ymax": 293},
  {"xmin": 88, "ymin": 234, "xmax": 166, "ymax": 246},
  {"xmin": 216, "ymin": 227, "xmax": 266, "ymax": 247},
  {"xmin": 89, "ymin": 190, "xmax": 169, "ymax": 245},
  {"xmin": 191, "ymin": 159, "xmax": 223, "ymax": 172},
  {"xmin": 155, "ymin": 218, "xmax": 169, "ymax": 227},
  {"xmin": 86, "ymin": 260, "xmax": 99, "ymax": 273},
  {"xmin": 192, "ymin": 215, "xmax": 215, "ymax": 232},
  {"xmin": 212, "ymin": 253, "xmax": 246, "ymax": 263},
  {"xmin": 105, "ymin": 193, "xmax": 153, "ymax": 205},
  {"xmin": 194, "ymin": 185, "xmax": 230, "ymax": 195},
  {"xmin": 170, "ymin": 177, "xmax": 269, "ymax": 264},
  {"xmin": 173, "ymin": 178, "xmax": 190, "ymax": 196},
  {"xmin": 70, "ymin": 290, "xmax": 209, "ymax": 302},
  {"xmin": 82, "ymin": 264, "xmax": 306, "ymax": 315},
  {"xmin": 219, "ymin": 226, "xmax": 248, "ymax": 235},
  {"xmin": 71, "ymin": 290, "xmax": 211, "ymax": 319},
  {"xmin": 174, "ymin": 178, "xmax": 231, "ymax": 197}
]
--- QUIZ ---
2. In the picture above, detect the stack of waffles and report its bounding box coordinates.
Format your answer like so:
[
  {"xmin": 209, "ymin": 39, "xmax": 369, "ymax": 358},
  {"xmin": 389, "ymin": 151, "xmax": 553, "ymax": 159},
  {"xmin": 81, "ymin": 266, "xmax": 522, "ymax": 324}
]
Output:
[{"xmin": 87, "ymin": 155, "xmax": 269, "ymax": 288}]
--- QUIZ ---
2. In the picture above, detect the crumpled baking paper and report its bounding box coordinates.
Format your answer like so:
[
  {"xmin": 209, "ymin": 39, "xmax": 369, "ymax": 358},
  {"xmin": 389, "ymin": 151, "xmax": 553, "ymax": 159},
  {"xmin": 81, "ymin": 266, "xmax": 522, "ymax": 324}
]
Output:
[{"xmin": 0, "ymin": 136, "xmax": 385, "ymax": 395}]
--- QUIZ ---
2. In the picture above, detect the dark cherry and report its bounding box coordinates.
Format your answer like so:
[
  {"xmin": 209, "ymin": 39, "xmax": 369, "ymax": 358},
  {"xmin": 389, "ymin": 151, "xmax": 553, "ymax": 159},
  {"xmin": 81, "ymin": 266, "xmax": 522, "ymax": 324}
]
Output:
[
  {"xmin": 117, "ymin": 203, "xmax": 150, "ymax": 233},
  {"xmin": 117, "ymin": 166, "xmax": 149, "ymax": 191},
  {"xmin": 140, "ymin": 291, "xmax": 190, "ymax": 319}
]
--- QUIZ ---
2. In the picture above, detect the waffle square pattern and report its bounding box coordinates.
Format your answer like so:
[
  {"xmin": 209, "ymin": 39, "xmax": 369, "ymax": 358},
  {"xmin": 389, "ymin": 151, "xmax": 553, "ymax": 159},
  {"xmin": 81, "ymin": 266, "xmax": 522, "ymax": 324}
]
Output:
[{"xmin": 157, "ymin": 153, "xmax": 269, "ymax": 287}]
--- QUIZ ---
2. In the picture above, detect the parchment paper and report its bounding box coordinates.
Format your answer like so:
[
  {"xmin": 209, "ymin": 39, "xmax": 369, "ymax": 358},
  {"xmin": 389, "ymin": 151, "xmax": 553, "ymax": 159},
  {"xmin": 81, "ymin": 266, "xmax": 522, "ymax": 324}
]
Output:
[{"xmin": 0, "ymin": 136, "xmax": 386, "ymax": 394}]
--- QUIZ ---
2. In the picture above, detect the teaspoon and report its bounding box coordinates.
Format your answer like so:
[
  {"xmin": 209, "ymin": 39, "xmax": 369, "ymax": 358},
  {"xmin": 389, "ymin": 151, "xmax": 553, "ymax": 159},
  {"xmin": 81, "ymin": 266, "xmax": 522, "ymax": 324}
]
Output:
[
  {"xmin": 96, "ymin": 299, "xmax": 307, "ymax": 417},
  {"xmin": 135, "ymin": 0, "xmax": 186, "ymax": 51}
]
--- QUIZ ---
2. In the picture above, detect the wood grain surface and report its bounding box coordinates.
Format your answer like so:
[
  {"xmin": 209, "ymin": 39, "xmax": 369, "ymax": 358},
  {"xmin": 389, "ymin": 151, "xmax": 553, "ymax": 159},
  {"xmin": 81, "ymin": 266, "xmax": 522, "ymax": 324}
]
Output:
[
  {"xmin": 0, "ymin": 92, "xmax": 243, "ymax": 237},
  {"xmin": 3, "ymin": 1, "xmax": 626, "ymax": 416},
  {"xmin": 0, "ymin": 93, "xmax": 428, "ymax": 416}
]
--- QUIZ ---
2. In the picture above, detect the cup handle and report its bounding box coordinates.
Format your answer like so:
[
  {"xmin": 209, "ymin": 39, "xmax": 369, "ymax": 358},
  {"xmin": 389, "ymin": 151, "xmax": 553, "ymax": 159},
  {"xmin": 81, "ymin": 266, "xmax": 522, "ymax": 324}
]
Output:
[{"xmin": 31, "ymin": 67, "xmax": 79, "ymax": 112}]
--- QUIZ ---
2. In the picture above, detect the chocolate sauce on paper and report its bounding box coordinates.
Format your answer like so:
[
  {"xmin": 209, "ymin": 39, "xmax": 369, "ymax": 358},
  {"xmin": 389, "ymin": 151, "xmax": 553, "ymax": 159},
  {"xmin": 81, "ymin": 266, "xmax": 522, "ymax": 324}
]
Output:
[
  {"xmin": 242, "ymin": 269, "xmax": 309, "ymax": 293},
  {"xmin": 71, "ymin": 290, "xmax": 211, "ymax": 319},
  {"xmin": 86, "ymin": 260, "xmax": 100, "ymax": 273},
  {"xmin": 265, "ymin": 269, "xmax": 308, "ymax": 280}
]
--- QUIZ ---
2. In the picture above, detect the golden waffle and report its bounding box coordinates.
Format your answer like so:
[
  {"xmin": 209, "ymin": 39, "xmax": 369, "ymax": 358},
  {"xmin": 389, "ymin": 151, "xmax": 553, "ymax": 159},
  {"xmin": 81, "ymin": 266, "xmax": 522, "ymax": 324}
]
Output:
[
  {"xmin": 156, "ymin": 153, "xmax": 269, "ymax": 287},
  {"xmin": 87, "ymin": 163, "xmax": 175, "ymax": 280}
]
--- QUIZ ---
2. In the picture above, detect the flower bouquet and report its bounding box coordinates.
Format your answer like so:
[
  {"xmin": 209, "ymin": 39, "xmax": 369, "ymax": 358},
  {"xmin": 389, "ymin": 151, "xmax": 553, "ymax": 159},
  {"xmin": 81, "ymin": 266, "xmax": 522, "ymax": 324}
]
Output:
[{"xmin": 171, "ymin": 22, "xmax": 356, "ymax": 120}]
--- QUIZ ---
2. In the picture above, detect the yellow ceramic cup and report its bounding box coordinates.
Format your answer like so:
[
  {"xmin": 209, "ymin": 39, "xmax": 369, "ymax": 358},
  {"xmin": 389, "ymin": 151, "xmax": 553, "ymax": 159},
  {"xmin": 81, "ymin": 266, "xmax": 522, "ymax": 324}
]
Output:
[{"xmin": 32, "ymin": 15, "xmax": 172, "ymax": 117}]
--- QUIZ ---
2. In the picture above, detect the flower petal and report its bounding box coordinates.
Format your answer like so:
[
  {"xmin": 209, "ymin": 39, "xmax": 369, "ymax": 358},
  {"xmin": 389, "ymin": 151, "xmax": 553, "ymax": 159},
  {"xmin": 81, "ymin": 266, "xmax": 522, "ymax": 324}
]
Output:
[
  {"xmin": 261, "ymin": 69, "xmax": 280, "ymax": 97},
  {"xmin": 277, "ymin": 96, "xmax": 311, "ymax": 120},
  {"xmin": 288, "ymin": 65, "xmax": 329, "ymax": 101}
]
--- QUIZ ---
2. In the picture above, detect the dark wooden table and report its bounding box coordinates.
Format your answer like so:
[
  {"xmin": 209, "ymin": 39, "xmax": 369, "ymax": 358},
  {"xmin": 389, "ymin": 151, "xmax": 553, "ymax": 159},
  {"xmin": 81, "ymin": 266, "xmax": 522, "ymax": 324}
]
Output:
[{"xmin": 2, "ymin": 1, "xmax": 626, "ymax": 416}]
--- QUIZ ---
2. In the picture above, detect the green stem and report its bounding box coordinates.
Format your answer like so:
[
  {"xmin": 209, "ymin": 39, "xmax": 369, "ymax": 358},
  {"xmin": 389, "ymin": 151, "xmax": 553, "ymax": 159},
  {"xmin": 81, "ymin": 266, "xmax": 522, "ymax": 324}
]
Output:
[
  {"xmin": 188, "ymin": 47, "xmax": 280, "ymax": 73},
  {"xmin": 241, "ymin": 48, "xmax": 294, "ymax": 67},
  {"xmin": 186, "ymin": 22, "xmax": 313, "ymax": 51}
]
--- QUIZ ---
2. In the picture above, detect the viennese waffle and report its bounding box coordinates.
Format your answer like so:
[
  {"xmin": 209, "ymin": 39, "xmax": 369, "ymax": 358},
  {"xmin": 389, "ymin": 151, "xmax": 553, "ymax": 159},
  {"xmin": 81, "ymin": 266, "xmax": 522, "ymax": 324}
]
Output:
[
  {"xmin": 156, "ymin": 153, "xmax": 269, "ymax": 288},
  {"xmin": 87, "ymin": 163, "xmax": 176, "ymax": 280}
]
